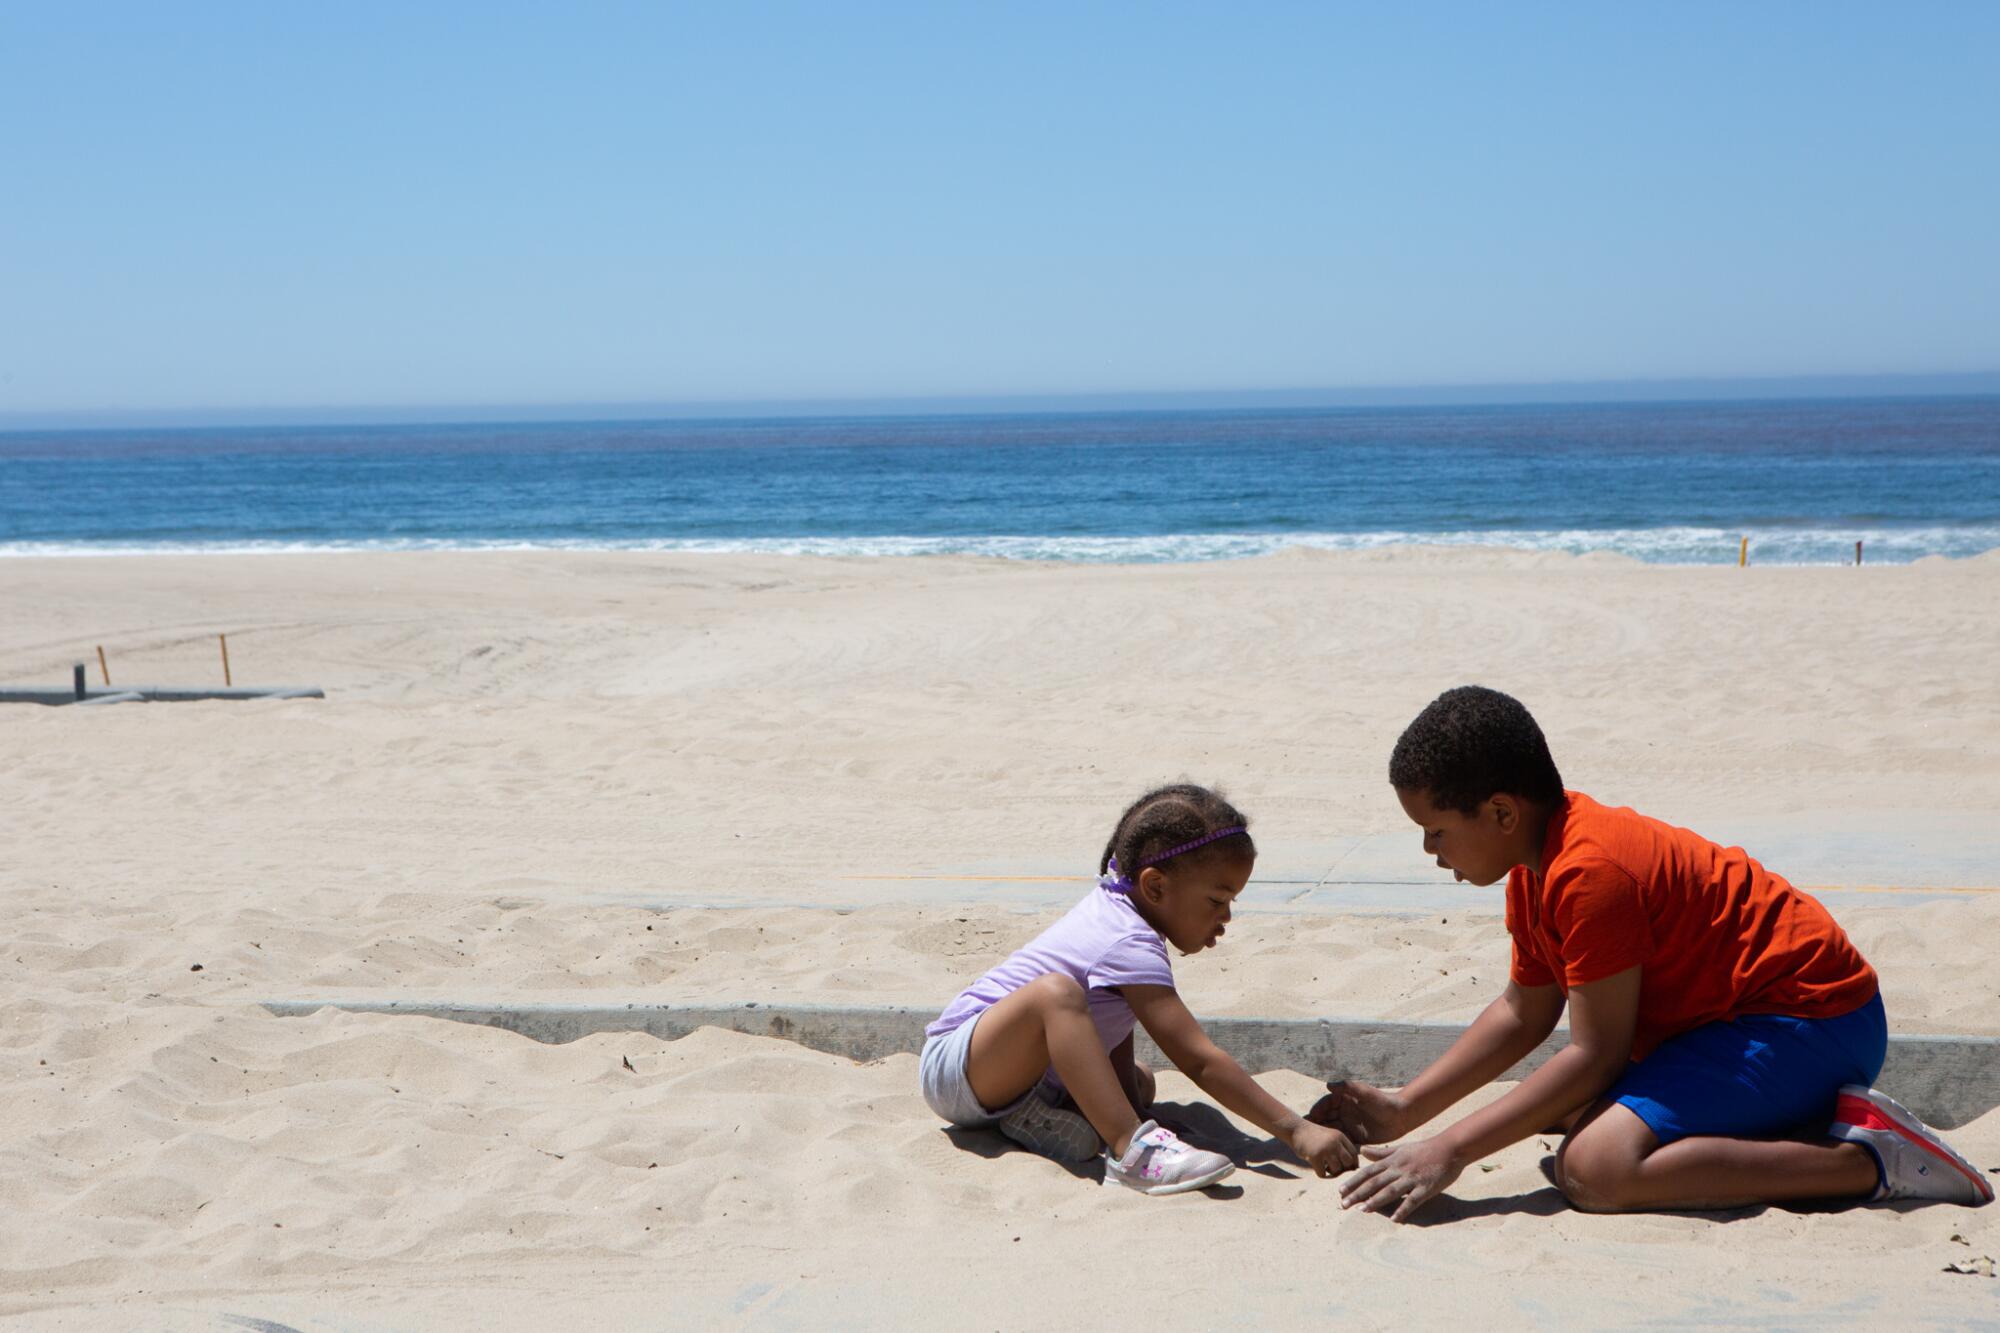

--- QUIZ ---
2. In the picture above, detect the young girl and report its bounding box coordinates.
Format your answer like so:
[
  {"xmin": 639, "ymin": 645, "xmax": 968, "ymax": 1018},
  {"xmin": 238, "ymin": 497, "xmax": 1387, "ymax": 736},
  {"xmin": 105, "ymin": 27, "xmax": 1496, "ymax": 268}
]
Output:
[{"xmin": 920, "ymin": 784, "xmax": 1358, "ymax": 1195}]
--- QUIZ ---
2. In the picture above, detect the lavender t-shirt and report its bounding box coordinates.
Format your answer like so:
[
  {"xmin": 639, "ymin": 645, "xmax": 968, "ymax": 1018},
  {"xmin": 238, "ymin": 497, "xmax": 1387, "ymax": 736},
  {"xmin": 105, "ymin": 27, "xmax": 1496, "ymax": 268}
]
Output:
[{"xmin": 926, "ymin": 885, "xmax": 1176, "ymax": 1076}]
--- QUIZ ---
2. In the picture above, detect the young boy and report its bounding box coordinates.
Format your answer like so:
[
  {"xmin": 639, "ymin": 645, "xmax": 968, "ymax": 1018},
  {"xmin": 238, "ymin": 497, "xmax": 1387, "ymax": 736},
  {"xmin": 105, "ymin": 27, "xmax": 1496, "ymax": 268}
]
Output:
[{"xmin": 1316, "ymin": 685, "xmax": 1991, "ymax": 1221}]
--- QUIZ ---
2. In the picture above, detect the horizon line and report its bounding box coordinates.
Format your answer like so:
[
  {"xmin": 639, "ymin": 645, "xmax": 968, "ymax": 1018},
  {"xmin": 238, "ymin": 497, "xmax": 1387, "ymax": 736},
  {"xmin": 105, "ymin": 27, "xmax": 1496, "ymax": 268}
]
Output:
[{"xmin": 5, "ymin": 369, "xmax": 2000, "ymax": 433}]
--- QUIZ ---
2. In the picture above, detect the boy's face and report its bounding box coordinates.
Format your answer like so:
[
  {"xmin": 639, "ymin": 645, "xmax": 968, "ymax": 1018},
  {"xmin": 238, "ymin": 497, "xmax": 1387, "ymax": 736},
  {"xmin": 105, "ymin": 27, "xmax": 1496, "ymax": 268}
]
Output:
[
  {"xmin": 1136, "ymin": 854, "xmax": 1250, "ymax": 955},
  {"xmin": 1396, "ymin": 785, "xmax": 1522, "ymax": 887}
]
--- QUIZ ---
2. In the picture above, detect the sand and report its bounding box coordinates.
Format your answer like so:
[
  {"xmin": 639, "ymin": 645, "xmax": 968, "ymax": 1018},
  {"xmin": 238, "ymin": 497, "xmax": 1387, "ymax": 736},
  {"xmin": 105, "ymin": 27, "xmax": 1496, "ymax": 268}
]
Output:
[{"xmin": 3, "ymin": 548, "xmax": 1997, "ymax": 1328}]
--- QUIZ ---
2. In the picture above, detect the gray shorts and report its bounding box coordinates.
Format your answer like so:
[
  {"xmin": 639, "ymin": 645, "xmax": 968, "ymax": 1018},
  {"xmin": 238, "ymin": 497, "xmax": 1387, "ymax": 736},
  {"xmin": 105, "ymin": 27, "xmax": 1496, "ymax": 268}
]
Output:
[{"xmin": 919, "ymin": 1010, "xmax": 1033, "ymax": 1127}]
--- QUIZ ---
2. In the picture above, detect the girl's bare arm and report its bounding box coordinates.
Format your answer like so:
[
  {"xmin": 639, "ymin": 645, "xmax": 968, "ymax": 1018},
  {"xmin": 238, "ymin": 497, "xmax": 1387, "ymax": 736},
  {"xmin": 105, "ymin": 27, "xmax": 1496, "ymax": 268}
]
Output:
[{"xmin": 1123, "ymin": 984, "xmax": 1358, "ymax": 1175}]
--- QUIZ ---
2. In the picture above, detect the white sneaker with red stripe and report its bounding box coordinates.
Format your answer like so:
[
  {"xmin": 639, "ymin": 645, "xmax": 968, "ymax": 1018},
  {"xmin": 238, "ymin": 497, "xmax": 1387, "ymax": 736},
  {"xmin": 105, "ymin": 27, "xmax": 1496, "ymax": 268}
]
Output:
[{"xmin": 1829, "ymin": 1085, "xmax": 1993, "ymax": 1206}]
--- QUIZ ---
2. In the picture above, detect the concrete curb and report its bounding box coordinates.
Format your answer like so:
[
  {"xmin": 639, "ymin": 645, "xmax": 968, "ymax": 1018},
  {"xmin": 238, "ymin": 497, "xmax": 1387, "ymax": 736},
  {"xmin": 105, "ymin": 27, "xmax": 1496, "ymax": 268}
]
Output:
[{"xmin": 261, "ymin": 998, "xmax": 2000, "ymax": 1130}]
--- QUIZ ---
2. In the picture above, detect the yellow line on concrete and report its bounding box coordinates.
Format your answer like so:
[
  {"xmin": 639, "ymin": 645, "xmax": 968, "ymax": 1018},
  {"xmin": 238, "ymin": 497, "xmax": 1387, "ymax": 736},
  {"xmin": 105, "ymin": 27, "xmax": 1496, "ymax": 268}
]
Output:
[
  {"xmin": 1800, "ymin": 884, "xmax": 2000, "ymax": 896},
  {"xmin": 839, "ymin": 874, "xmax": 2000, "ymax": 896},
  {"xmin": 838, "ymin": 874, "xmax": 1090, "ymax": 882}
]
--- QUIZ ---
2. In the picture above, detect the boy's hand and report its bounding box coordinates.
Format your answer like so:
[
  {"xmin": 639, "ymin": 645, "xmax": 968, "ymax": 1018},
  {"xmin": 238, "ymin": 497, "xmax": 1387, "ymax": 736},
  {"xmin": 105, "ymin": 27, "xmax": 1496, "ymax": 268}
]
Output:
[
  {"xmin": 1339, "ymin": 1137, "xmax": 1463, "ymax": 1222},
  {"xmin": 1307, "ymin": 1080, "xmax": 1411, "ymax": 1145},
  {"xmin": 1286, "ymin": 1120, "xmax": 1359, "ymax": 1178}
]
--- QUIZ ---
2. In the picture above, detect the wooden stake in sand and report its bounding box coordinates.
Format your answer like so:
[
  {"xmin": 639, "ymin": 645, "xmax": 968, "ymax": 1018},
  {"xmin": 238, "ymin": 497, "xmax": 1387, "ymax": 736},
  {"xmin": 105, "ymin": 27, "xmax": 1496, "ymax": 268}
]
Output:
[
  {"xmin": 1738, "ymin": 535, "xmax": 1749, "ymax": 567},
  {"xmin": 219, "ymin": 633, "xmax": 233, "ymax": 687},
  {"xmin": 1856, "ymin": 540, "xmax": 1864, "ymax": 566},
  {"xmin": 97, "ymin": 645, "xmax": 110, "ymax": 686}
]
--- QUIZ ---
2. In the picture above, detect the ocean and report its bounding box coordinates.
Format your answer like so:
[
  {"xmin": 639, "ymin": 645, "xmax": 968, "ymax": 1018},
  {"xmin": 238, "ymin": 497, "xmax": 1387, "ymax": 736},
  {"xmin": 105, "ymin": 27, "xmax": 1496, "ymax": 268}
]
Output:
[{"xmin": 3, "ymin": 396, "xmax": 1997, "ymax": 565}]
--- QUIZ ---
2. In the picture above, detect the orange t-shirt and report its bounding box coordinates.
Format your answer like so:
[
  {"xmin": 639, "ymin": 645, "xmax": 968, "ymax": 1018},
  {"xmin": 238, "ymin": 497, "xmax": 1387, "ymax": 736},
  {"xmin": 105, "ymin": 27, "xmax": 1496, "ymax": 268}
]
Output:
[{"xmin": 1506, "ymin": 791, "xmax": 1878, "ymax": 1061}]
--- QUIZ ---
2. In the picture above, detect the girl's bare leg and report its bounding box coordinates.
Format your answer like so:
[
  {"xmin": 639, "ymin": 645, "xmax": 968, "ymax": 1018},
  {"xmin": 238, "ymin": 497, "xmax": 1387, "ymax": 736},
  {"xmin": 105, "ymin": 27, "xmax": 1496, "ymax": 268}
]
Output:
[
  {"xmin": 1109, "ymin": 1033, "xmax": 1156, "ymax": 1115},
  {"xmin": 964, "ymin": 974, "xmax": 1142, "ymax": 1155}
]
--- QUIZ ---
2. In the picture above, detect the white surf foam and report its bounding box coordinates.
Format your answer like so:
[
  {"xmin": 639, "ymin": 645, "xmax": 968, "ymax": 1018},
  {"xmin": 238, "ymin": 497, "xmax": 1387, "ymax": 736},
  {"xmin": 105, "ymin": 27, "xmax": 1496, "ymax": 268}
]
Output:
[{"xmin": 2, "ymin": 526, "xmax": 1996, "ymax": 564}]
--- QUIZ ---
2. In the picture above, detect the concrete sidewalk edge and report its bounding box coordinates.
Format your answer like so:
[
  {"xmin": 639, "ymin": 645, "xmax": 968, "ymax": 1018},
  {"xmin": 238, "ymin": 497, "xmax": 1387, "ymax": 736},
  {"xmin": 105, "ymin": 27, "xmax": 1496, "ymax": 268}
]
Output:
[{"xmin": 260, "ymin": 997, "xmax": 2000, "ymax": 1131}]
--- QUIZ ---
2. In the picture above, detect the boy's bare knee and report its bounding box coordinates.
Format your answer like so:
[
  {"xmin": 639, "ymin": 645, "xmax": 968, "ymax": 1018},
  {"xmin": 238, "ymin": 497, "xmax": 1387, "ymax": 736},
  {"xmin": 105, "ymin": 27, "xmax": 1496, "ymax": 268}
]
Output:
[
  {"xmin": 1556, "ymin": 1164, "xmax": 1618, "ymax": 1212},
  {"xmin": 1555, "ymin": 1140, "xmax": 1639, "ymax": 1213}
]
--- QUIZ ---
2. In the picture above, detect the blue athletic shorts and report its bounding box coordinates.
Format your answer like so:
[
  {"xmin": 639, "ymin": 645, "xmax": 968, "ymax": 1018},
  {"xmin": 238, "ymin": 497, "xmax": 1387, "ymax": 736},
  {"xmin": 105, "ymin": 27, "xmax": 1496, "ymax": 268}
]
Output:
[{"xmin": 1610, "ymin": 993, "xmax": 1887, "ymax": 1145}]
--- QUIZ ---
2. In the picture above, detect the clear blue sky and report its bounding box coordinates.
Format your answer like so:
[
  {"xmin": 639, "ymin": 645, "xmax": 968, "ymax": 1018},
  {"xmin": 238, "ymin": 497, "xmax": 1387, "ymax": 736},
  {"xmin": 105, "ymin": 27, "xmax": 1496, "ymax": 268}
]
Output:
[{"xmin": 3, "ymin": 2, "xmax": 1996, "ymax": 420}]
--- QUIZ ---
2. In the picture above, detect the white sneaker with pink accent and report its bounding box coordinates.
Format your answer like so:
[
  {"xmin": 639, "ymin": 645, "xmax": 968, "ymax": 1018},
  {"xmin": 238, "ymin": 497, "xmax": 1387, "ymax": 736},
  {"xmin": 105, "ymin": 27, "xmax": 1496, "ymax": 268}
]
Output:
[{"xmin": 1102, "ymin": 1120, "xmax": 1236, "ymax": 1195}]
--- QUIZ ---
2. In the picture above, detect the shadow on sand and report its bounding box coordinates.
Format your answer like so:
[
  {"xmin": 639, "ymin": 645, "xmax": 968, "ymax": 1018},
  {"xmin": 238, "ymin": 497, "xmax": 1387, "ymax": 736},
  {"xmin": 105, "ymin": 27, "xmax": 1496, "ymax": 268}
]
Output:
[{"xmin": 939, "ymin": 1095, "xmax": 1298, "ymax": 1196}]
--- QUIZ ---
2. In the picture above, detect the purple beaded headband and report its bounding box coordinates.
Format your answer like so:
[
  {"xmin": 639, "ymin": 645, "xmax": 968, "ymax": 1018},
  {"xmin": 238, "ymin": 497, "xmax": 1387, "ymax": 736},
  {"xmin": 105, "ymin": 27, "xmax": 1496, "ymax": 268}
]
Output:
[
  {"xmin": 1140, "ymin": 825, "xmax": 1248, "ymax": 868},
  {"xmin": 1099, "ymin": 825, "xmax": 1249, "ymax": 893}
]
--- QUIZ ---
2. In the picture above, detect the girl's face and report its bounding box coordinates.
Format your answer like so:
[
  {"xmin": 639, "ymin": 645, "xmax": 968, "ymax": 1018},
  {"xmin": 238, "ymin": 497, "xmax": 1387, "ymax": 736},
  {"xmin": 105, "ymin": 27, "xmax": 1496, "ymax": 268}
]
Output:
[{"xmin": 1137, "ymin": 853, "xmax": 1251, "ymax": 955}]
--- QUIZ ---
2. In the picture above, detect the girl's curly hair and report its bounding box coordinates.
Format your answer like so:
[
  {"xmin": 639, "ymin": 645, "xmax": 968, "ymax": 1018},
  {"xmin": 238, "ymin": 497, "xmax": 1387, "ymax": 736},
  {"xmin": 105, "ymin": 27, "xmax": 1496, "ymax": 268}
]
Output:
[{"xmin": 1098, "ymin": 783, "xmax": 1254, "ymax": 876}]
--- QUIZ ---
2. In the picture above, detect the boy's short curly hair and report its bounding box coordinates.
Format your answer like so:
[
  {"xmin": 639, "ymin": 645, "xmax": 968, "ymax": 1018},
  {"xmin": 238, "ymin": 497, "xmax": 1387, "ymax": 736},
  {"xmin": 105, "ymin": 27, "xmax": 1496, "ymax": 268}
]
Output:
[{"xmin": 1389, "ymin": 686, "xmax": 1564, "ymax": 814}]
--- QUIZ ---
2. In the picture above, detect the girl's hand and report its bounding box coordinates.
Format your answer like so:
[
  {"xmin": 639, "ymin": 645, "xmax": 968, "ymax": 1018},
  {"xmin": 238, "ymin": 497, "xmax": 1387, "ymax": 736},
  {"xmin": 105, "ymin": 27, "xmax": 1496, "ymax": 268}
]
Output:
[
  {"xmin": 1307, "ymin": 1080, "xmax": 1411, "ymax": 1146},
  {"xmin": 1286, "ymin": 1120, "xmax": 1359, "ymax": 1179},
  {"xmin": 1338, "ymin": 1137, "xmax": 1463, "ymax": 1222}
]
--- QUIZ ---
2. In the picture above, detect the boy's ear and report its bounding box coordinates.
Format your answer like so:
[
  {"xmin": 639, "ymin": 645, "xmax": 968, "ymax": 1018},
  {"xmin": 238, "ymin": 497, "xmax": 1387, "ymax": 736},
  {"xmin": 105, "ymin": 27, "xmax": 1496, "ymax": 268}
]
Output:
[{"xmin": 1489, "ymin": 793, "xmax": 1520, "ymax": 833}]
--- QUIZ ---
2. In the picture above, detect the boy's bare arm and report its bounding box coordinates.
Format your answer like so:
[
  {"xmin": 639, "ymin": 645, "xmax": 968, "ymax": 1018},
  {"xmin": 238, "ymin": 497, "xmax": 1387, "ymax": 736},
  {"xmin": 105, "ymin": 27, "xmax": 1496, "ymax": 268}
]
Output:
[
  {"xmin": 1340, "ymin": 967, "xmax": 1641, "ymax": 1221},
  {"xmin": 1310, "ymin": 981, "xmax": 1565, "ymax": 1143},
  {"xmin": 1428, "ymin": 967, "xmax": 1638, "ymax": 1162},
  {"xmin": 1123, "ymin": 985, "xmax": 1359, "ymax": 1176}
]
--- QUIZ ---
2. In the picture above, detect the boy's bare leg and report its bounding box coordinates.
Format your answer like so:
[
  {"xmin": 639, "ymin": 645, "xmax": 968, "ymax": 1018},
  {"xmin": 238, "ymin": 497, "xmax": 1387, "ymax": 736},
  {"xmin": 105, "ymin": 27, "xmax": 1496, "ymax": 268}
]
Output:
[
  {"xmin": 1108, "ymin": 1034, "xmax": 1156, "ymax": 1115},
  {"xmin": 965, "ymin": 974, "xmax": 1142, "ymax": 1156},
  {"xmin": 1556, "ymin": 1101, "xmax": 1878, "ymax": 1211}
]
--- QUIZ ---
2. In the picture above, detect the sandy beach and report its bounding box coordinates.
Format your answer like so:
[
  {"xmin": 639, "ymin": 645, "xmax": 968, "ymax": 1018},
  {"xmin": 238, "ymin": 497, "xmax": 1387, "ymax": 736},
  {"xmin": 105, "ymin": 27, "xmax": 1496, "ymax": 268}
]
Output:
[{"xmin": 3, "ymin": 548, "xmax": 1997, "ymax": 1328}]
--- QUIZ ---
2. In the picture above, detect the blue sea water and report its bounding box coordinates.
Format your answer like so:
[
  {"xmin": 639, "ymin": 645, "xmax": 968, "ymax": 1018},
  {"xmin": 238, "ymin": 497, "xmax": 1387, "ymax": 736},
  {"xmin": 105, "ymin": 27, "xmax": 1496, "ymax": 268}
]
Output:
[{"xmin": 2, "ymin": 397, "xmax": 1997, "ymax": 564}]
